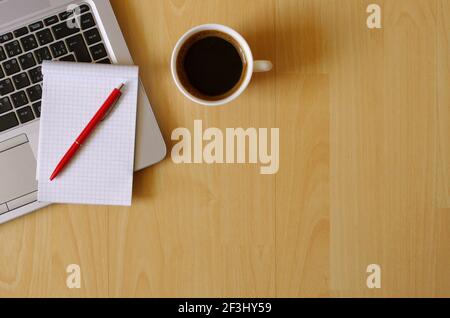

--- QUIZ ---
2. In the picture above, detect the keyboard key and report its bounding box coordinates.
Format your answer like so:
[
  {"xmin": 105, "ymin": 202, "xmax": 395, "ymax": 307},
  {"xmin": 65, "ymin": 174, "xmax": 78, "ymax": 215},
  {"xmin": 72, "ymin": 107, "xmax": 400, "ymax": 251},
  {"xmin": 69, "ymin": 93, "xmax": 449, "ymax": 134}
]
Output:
[
  {"xmin": 83, "ymin": 28, "xmax": 101, "ymax": 45},
  {"xmin": 0, "ymin": 78, "xmax": 14, "ymax": 95},
  {"xmin": 26, "ymin": 85, "xmax": 42, "ymax": 102},
  {"xmin": 34, "ymin": 47, "xmax": 52, "ymax": 64},
  {"xmin": 0, "ymin": 97, "xmax": 12, "ymax": 114},
  {"xmin": 12, "ymin": 72, "xmax": 30, "ymax": 90},
  {"xmin": 66, "ymin": 34, "xmax": 91, "ymax": 62},
  {"xmin": 57, "ymin": 5, "xmax": 89, "ymax": 19},
  {"xmin": 32, "ymin": 101, "xmax": 41, "ymax": 117},
  {"xmin": 0, "ymin": 47, "xmax": 6, "ymax": 61},
  {"xmin": 0, "ymin": 33, "xmax": 14, "ymax": 43},
  {"xmin": 50, "ymin": 41, "xmax": 68, "ymax": 58},
  {"xmin": 59, "ymin": 54, "xmax": 76, "ymax": 62},
  {"xmin": 28, "ymin": 66, "xmax": 43, "ymax": 84},
  {"xmin": 97, "ymin": 58, "xmax": 111, "ymax": 64},
  {"xmin": 80, "ymin": 13, "xmax": 96, "ymax": 30},
  {"xmin": 36, "ymin": 29, "xmax": 54, "ymax": 45},
  {"xmin": 20, "ymin": 34, "xmax": 38, "ymax": 52},
  {"xmin": 59, "ymin": 10, "xmax": 74, "ymax": 21},
  {"xmin": 3, "ymin": 58, "xmax": 20, "ymax": 76},
  {"xmin": 11, "ymin": 91, "xmax": 28, "ymax": 108},
  {"xmin": 13, "ymin": 27, "xmax": 28, "ymax": 38},
  {"xmin": 52, "ymin": 21, "xmax": 79, "ymax": 39},
  {"xmin": 29, "ymin": 21, "xmax": 44, "ymax": 32},
  {"xmin": 0, "ymin": 112, "xmax": 19, "ymax": 132},
  {"xmin": 4, "ymin": 41, "xmax": 22, "ymax": 57},
  {"xmin": 63, "ymin": 4, "xmax": 89, "ymax": 17},
  {"xmin": 16, "ymin": 106, "xmax": 35, "ymax": 123},
  {"xmin": 18, "ymin": 53, "xmax": 36, "ymax": 70},
  {"xmin": 89, "ymin": 43, "xmax": 107, "ymax": 60},
  {"xmin": 44, "ymin": 15, "xmax": 59, "ymax": 26},
  {"xmin": 80, "ymin": 4, "xmax": 90, "ymax": 13},
  {"xmin": 0, "ymin": 67, "xmax": 3, "ymax": 79}
]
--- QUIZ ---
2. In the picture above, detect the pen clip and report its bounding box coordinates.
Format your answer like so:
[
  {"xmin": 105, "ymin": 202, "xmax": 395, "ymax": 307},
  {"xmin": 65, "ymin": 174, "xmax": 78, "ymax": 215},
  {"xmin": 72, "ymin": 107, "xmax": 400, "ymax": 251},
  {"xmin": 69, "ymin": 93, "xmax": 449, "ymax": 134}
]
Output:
[{"xmin": 102, "ymin": 83, "xmax": 124, "ymax": 121}]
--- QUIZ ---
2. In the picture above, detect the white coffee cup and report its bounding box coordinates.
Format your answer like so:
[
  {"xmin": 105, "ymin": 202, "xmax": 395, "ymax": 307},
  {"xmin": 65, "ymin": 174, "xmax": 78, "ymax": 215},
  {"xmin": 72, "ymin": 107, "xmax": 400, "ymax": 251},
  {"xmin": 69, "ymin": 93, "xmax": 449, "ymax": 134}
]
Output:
[{"xmin": 171, "ymin": 24, "xmax": 273, "ymax": 106}]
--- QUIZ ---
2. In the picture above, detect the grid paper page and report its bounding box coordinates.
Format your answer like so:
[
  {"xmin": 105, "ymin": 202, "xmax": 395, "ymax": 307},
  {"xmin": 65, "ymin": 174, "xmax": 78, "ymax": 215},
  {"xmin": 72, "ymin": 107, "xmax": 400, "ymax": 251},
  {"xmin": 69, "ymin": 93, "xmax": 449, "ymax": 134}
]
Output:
[{"xmin": 37, "ymin": 61, "xmax": 139, "ymax": 206}]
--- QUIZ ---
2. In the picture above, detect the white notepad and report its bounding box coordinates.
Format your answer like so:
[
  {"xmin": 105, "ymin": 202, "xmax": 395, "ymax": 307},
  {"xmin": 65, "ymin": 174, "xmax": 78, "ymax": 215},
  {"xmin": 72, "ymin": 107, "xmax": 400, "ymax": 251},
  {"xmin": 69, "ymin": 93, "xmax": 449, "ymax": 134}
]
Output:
[{"xmin": 37, "ymin": 61, "xmax": 139, "ymax": 206}]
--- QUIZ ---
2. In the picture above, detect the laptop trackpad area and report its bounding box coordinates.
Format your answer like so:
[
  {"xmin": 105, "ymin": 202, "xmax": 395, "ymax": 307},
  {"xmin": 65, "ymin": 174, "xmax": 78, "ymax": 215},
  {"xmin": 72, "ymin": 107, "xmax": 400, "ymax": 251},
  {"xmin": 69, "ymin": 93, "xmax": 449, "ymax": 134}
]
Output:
[{"xmin": 0, "ymin": 135, "xmax": 37, "ymax": 213}]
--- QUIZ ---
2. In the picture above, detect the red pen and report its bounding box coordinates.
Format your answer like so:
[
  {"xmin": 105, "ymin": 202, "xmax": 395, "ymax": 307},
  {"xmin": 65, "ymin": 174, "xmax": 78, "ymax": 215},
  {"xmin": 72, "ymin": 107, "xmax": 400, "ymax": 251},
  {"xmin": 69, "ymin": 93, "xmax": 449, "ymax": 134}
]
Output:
[{"xmin": 50, "ymin": 83, "xmax": 125, "ymax": 181}]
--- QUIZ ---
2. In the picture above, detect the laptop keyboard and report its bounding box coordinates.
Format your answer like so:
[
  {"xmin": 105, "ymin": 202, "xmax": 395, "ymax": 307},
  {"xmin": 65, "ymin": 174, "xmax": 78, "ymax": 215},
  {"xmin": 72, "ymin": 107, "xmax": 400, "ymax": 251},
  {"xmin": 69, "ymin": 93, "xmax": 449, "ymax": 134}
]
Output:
[{"xmin": 0, "ymin": 3, "xmax": 111, "ymax": 134}]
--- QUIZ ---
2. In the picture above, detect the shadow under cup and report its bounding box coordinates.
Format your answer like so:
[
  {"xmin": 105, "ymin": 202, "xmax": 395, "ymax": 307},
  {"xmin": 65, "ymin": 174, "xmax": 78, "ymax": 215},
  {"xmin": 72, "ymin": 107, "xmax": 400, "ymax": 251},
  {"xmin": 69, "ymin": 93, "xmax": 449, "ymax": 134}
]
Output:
[{"xmin": 175, "ymin": 30, "xmax": 248, "ymax": 102}]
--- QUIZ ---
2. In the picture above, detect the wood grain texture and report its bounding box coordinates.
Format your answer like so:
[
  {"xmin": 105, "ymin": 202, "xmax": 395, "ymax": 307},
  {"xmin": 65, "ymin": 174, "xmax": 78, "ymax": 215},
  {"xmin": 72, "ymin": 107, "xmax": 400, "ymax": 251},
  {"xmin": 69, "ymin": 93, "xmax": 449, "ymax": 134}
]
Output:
[
  {"xmin": 108, "ymin": 0, "xmax": 277, "ymax": 297},
  {"xmin": 0, "ymin": 205, "xmax": 108, "ymax": 297},
  {"xmin": 275, "ymin": 74, "xmax": 330, "ymax": 297},
  {"xmin": 0, "ymin": 0, "xmax": 448, "ymax": 297},
  {"xmin": 438, "ymin": 0, "xmax": 450, "ymax": 208},
  {"xmin": 329, "ymin": 0, "xmax": 450, "ymax": 297}
]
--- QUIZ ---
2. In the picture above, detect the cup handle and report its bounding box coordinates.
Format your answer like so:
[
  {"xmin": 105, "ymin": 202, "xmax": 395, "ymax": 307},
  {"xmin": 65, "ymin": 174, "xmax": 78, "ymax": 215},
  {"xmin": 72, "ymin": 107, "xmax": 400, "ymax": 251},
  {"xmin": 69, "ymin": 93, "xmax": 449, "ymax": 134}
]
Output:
[{"xmin": 253, "ymin": 60, "xmax": 273, "ymax": 72}]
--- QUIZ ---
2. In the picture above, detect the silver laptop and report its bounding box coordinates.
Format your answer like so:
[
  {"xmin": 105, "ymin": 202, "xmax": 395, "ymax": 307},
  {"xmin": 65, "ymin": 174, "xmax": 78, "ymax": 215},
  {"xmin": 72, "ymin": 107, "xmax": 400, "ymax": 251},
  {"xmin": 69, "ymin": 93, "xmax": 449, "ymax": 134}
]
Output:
[{"xmin": 0, "ymin": 0, "xmax": 166, "ymax": 224}]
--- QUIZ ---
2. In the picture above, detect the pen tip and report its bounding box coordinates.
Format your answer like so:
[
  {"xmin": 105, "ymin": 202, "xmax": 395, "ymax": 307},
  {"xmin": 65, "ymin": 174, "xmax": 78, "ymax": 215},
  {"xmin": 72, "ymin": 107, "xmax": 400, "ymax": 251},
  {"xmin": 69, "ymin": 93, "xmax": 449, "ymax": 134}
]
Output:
[{"xmin": 118, "ymin": 83, "xmax": 125, "ymax": 90}]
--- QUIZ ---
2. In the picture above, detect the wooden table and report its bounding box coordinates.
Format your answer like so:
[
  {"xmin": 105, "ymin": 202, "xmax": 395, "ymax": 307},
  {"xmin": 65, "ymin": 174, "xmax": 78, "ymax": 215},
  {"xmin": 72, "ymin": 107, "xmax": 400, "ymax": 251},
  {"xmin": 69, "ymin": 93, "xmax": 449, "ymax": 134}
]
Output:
[{"xmin": 0, "ymin": 0, "xmax": 448, "ymax": 297}]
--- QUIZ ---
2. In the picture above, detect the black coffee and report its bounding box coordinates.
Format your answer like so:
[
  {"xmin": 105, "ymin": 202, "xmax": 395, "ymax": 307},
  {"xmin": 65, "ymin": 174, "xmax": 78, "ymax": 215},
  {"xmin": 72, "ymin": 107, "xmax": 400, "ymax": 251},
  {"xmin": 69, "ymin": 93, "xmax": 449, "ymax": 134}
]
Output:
[{"xmin": 177, "ymin": 31, "xmax": 246, "ymax": 100}]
